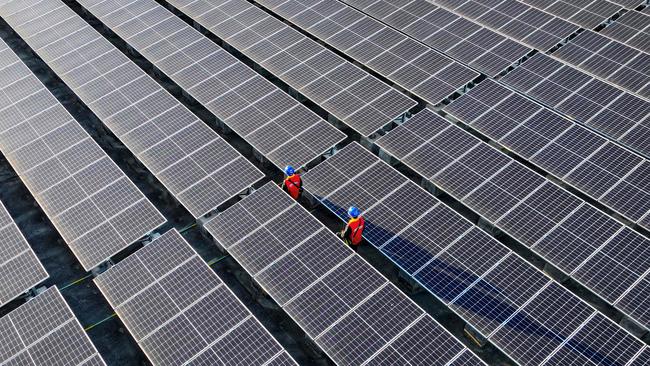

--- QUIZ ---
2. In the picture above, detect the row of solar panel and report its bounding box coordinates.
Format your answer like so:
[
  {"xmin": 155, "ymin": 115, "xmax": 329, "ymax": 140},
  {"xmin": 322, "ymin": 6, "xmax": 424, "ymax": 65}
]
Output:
[
  {"xmin": 412, "ymin": 0, "xmax": 650, "ymax": 155},
  {"xmin": 204, "ymin": 183, "xmax": 485, "ymax": 366},
  {"xmin": 377, "ymin": 108, "xmax": 650, "ymax": 329},
  {"xmin": 0, "ymin": 199, "xmax": 47, "ymax": 307},
  {"xmin": 314, "ymin": 0, "xmax": 650, "ymax": 226},
  {"xmin": 446, "ymin": 79, "xmax": 650, "ymax": 230},
  {"xmin": 0, "ymin": 2, "xmax": 480, "ymax": 365},
  {"xmin": 0, "ymin": 36, "xmax": 165, "ymax": 270},
  {"xmin": 1, "ymin": 0, "xmax": 272, "ymax": 219},
  {"xmin": 301, "ymin": 142, "xmax": 650, "ymax": 366},
  {"xmin": 78, "ymin": 0, "xmax": 426, "ymax": 139}
]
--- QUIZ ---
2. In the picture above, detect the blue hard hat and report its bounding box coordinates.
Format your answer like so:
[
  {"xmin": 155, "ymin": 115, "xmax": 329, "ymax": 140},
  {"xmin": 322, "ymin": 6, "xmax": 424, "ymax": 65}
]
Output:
[
  {"xmin": 285, "ymin": 165, "xmax": 295, "ymax": 175},
  {"xmin": 348, "ymin": 206, "xmax": 360, "ymax": 218}
]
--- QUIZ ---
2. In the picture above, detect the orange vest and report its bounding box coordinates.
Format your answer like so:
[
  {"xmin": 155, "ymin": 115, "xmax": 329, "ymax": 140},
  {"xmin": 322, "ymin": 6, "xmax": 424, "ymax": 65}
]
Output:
[
  {"xmin": 347, "ymin": 217, "xmax": 365, "ymax": 245},
  {"xmin": 284, "ymin": 174, "xmax": 302, "ymax": 199}
]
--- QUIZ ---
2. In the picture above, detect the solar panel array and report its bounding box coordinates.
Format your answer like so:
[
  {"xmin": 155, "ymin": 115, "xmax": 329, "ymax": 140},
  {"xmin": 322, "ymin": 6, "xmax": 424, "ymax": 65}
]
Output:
[
  {"xmin": 340, "ymin": 0, "xmax": 531, "ymax": 76},
  {"xmin": 79, "ymin": 0, "xmax": 346, "ymax": 168},
  {"xmin": 0, "ymin": 0, "xmax": 265, "ymax": 218},
  {"xmin": 204, "ymin": 183, "xmax": 484, "ymax": 366},
  {"xmin": 156, "ymin": 0, "xmax": 417, "ymax": 137},
  {"xmin": 94, "ymin": 229, "xmax": 296, "ymax": 366},
  {"xmin": 302, "ymin": 142, "xmax": 648, "ymax": 365},
  {"xmin": 0, "ymin": 199, "xmax": 48, "ymax": 307},
  {"xmin": 433, "ymin": 0, "xmax": 580, "ymax": 50},
  {"xmin": 501, "ymin": 53, "xmax": 650, "ymax": 158},
  {"xmin": 0, "ymin": 286, "xmax": 106, "ymax": 365},
  {"xmin": 518, "ymin": 0, "xmax": 623, "ymax": 28},
  {"xmin": 600, "ymin": 10, "xmax": 650, "ymax": 53},
  {"xmin": 376, "ymin": 108, "xmax": 650, "ymax": 329},
  {"xmin": 257, "ymin": 0, "xmax": 481, "ymax": 105},
  {"xmin": 445, "ymin": 79, "xmax": 650, "ymax": 229},
  {"xmin": 0, "ymin": 34, "xmax": 165, "ymax": 270},
  {"xmin": 552, "ymin": 30, "xmax": 650, "ymax": 98}
]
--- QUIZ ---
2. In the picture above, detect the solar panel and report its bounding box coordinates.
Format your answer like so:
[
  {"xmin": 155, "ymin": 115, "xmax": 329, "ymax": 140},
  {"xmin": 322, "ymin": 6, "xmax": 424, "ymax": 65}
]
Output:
[
  {"xmin": 77, "ymin": 0, "xmax": 347, "ymax": 167},
  {"xmin": 600, "ymin": 10, "xmax": 650, "ymax": 54},
  {"xmin": 0, "ymin": 0, "xmax": 265, "ymax": 218},
  {"xmin": 376, "ymin": 108, "xmax": 650, "ymax": 329},
  {"xmin": 433, "ymin": 0, "xmax": 580, "ymax": 50},
  {"xmin": 519, "ymin": 0, "xmax": 623, "ymax": 28},
  {"xmin": 444, "ymin": 79, "xmax": 650, "ymax": 229},
  {"xmin": 0, "ymin": 199, "xmax": 48, "ymax": 307},
  {"xmin": 0, "ymin": 286, "xmax": 106, "ymax": 365},
  {"xmin": 302, "ymin": 142, "xmax": 647, "ymax": 364},
  {"xmin": 94, "ymin": 229, "xmax": 296, "ymax": 366},
  {"xmin": 340, "ymin": 0, "xmax": 531, "ymax": 76},
  {"xmin": 151, "ymin": 0, "xmax": 417, "ymax": 137},
  {"xmin": 256, "ymin": 0, "xmax": 480, "ymax": 105},
  {"xmin": 0, "ymin": 35, "xmax": 165, "ymax": 270},
  {"xmin": 204, "ymin": 182, "xmax": 484, "ymax": 366},
  {"xmin": 551, "ymin": 30, "xmax": 650, "ymax": 98},
  {"xmin": 500, "ymin": 53, "xmax": 650, "ymax": 159}
]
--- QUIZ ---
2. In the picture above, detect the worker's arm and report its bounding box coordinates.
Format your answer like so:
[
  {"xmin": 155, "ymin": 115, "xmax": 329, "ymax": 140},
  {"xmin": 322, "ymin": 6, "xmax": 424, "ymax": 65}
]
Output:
[{"xmin": 339, "ymin": 223, "xmax": 350, "ymax": 238}]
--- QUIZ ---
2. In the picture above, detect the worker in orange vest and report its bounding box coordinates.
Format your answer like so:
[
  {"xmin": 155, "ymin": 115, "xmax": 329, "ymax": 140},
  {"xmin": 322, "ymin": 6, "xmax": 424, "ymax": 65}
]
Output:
[
  {"xmin": 339, "ymin": 206, "xmax": 365, "ymax": 251},
  {"xmin": 281, "ymin": 165, "xmax": 303, "ymax": 200}
]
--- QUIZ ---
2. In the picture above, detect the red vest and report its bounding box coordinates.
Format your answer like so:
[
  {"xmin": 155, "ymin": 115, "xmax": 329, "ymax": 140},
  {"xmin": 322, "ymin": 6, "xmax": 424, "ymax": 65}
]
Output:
[
  {"xmin": 347, "ymin": 217, "xmax": 365, "ymax": 245},
  {"xmin": 284, "ymin": 174, "xmax": 302, "ymax": 199}
]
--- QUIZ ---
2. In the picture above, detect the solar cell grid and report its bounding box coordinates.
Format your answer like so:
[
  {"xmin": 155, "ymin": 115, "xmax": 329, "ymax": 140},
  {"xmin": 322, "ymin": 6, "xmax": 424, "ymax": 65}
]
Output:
[
  {"xmin": 0, "ymin": 0, "xmax": 265, "ymax": 218},
  {"xmin": 551, "ymin": 30, "xmax": 650, "ymax": 98},
  {"xmin": 500, "ymin": 54, "xmax": 650, "ymax": 160},
  {"xmin": 340, "ymin": 0, "xmax": 531, "ymax": 76},
  {"xmin": 302, "ymin": 142, "xmax": 647, "ymax": 364},
  {"xmin": 79, "ymin": 0, "xmax": 346, "ymax": 168},
  {"xmin": 0, "ymin": 34, "xmax": 165, "ymax": 270},
  {"xmin": 519, "ymin": 0, "xmax": 623, "ymax": 28},
  {"xmin": 0, "ymin": 287, "xmax": 106, "ymax": 365},
  {"xmin": 431, "ymin": 0, "xmax": 580, "ymax": 50},
  {"xmin": 377, "ymin": 108, "xmax": 650, "ymax": 328},
  {"xmin": 600, "ymin": 10, "xmax": 650, "ymax": 54},
  {"xmin": 442, "ymin": 80, "xmax": 650, "ymax": 226},
  {"xmin": 0, "ymin": 199, "xmax": 48, "ymax": 307},
  {"xmin": 204, "ymin": 182, "xmax": 481, "ymax": 366},
  {"xmin": 256, "ymin": 0, "xmax": 480, "ymax": 106},
  {"xmin": 158, "ymin": 0, "xmax": 416, "ymax": 137},
  {"xmin": 94, "ymin": 229, "xmax": 296, "ymax": 366}
]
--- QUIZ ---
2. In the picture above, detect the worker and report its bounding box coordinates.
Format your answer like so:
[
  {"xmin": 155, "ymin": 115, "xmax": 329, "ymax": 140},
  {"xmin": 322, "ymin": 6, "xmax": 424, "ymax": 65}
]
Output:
[
  {"xmin": 339, "ymin": 206, "xmax": 365, "ymax": 251},
  {"xmin": 281, "ymin": 165, "xmax": 302, "ymax": 200}
]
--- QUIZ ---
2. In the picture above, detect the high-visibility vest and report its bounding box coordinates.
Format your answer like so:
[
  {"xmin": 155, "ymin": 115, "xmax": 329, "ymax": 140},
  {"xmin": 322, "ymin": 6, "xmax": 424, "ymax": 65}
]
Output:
[
  {"xmin": 284, "ymin": 174, "xmax": 302, "ymax": 199},
  {"xmin": 347, "ymin": 217, "xmax": 365, "ymax": 245}
]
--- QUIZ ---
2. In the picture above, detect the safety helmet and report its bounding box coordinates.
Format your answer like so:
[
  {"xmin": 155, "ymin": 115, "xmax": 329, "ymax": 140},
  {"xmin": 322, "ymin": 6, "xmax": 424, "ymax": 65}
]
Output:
[
  {"xmin": 348, "ymin": 206, "xmax": 360, "ymax": 218},
  {"xmin": 285, "ymin": 165, "xmax": 295, "ymax": 176}
]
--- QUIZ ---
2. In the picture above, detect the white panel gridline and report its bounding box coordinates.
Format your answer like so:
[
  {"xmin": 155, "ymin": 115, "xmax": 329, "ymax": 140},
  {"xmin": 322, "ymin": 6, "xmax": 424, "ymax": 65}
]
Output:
[
  {"xmin": 0, "ymin": 199, "xmax": 48, "ymax": 307},
  {"xmin": 519, "ymin": 0, "xmax": 623, "ymax": 29},
  {"xmin": 431, "ymin": 0, "xmax": 580, "ymax": 51},
  {"xmin": 154, "ymin": 0, "xmax": 417, "ymax": 136},
  {"xmin": 0, "ymin": 34, "xmax": 165, "ymax": 270},
  {"xmin": 302, "ymin": 142, "xmax": 647, "ymax": 365},
  {"xmin": 256, "ymin": 0, "xmax": 481, "ymax": 106},
  {"xmin": 551, "ymin": 30, "xmax": 650, "ymax": 98},
  {"xmin": 0, "ymin": 0, "xmax": 265, "ymax": 218},
  {"xmin": 205, "ymin": 182, "xmax": 483, "ymax": 366},
  {"xmin": 376, "ymin": 108, "xmax": 650, "ymax": 330},
  {"xmin": 500, "ymin": 53, "xmax": 650, "ymax": 159},
  {"xmin": 94, "ymin": 229, "xmax": 296, "ymax": 366},
  {"xmin": 339, "ymin": 0, "xmax": 532, "ymax": 76},
  {"xmin": 600, "ymin": 10, "xmax": 650, "ymax": 54},
  {"xmin": 0, "ymin": 286, "xmax": 106, "ymax": 365},
  {"xmin": 444, "ymin": 79, "xmax": 650, "ymax": 230},
  {"xmin": 78, "ymin": 0, "xmax": 347, "ymax": 167}
]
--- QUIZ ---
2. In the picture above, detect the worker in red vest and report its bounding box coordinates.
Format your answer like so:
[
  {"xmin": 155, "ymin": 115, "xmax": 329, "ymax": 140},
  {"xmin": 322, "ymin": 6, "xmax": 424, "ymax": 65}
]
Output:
[
  {"xmin": 339, "ymin": 206, "xmax": 365, "ymax": 251},
  {"xmin": 281, "ymin": 165, "xmax": 302, "ymax": 200}
]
